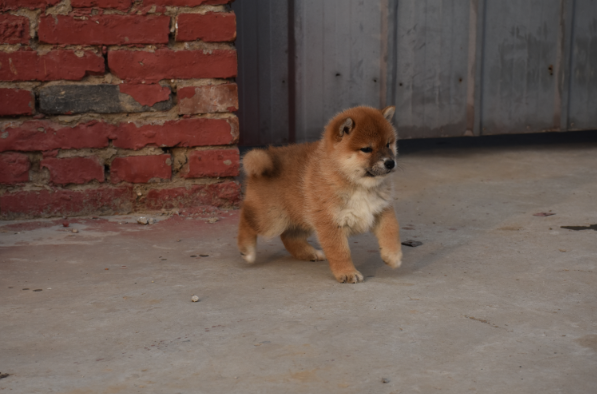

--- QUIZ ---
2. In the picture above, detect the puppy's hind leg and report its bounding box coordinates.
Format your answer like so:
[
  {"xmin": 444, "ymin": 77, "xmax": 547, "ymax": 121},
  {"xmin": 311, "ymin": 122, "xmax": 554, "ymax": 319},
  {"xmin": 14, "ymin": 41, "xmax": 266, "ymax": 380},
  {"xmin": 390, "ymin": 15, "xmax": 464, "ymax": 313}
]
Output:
[
  {"xmin": 238, "ymin": 206, "xmax": 258, "ymax": 263},
  {"xmin": 281, "ymin": 228, "xmax": 325, "ymax": 262}
]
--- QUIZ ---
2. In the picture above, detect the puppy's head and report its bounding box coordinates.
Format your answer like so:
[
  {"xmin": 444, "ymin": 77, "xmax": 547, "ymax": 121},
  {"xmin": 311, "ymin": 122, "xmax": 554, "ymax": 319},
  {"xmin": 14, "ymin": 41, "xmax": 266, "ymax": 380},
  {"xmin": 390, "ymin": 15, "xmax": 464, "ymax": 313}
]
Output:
[{"xmin": 324, "ymin": 106, "xmax": 397, "ymax": 187}]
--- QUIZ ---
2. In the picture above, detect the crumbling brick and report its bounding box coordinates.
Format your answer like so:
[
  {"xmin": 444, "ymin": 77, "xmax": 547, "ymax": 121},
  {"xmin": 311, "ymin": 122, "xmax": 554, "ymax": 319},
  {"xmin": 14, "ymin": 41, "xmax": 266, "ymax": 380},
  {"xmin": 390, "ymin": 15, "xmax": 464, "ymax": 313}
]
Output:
[
  {"xmin": 0, "ymin": 0, "xmax": 60, "ymax": 11},
  {"xmin": 39, "ymin": 15, "xmax": 170, "ymax": 45},
  {"xmin": 183, "ymin": 148, "xmax": 239, "ymax": 178},
  {"xmin": 146, "ymin": 0, "xmax": 230, "ymax": 6},
  {"xmin": 112, "ymin": 118, "xmax": 239, "ymax": 150},
  {"xmin": 0, "ymin": 89, "xmax": 34, "ymax": 116},
  {"xmin": 0, "ymin": 51, "xmax": 104, "ymax": 82},
  {"xmin": 0, "ymin": 14, "xmax": 30, "ymax": 44},
  {"xmin": 0, "ymin": 153, "xmax": 30, "ymax": 184},
  {"xmin": 108, "ymin": 49, "xmax": 237, "ymax": 83},
  {"xmin": 0, "ymin": 120, "xmax": 113, "ymax": 152},
  {"xmin": 110, "ymin": 155, "xmax": 171, "ymax": 184},
  {"xmin": 178, "ymin": 83, "xmax": 238, "ymax": 114},
  {"xmin": 70, "ymin": 0, "xmax": 132, "ymax": 10},
  {"xmin": 176, "ymin": 12, "xmax": 236, "ymax": 42},
  {"xmin": 0, "ymin": 186, "xmax": 134, "ymax": 219},
  {"xmin": 140, "ymin": 181, "xmax": 241, "ymax": 211},
  {"xmin": 41, "ymin": 157, "xmax": 104, "ymax": 185}
]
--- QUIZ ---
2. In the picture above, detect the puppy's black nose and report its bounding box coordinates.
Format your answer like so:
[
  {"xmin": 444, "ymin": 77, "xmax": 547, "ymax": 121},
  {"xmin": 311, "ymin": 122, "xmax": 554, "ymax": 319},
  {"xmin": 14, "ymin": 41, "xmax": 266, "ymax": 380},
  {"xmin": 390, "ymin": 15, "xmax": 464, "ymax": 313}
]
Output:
[{"xmin": 384, "ymin": 159, "xmax": 395, "ymax": 170}]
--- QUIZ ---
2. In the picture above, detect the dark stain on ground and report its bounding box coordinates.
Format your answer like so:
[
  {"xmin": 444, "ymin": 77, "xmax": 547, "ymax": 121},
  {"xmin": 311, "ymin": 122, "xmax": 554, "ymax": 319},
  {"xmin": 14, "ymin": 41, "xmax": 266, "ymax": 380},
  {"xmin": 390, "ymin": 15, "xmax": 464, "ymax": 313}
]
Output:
[
  {"xmin": 575, "ymin": 335, "xmax": 597, "ymax": 352},
  {"xmin": 561, "ymin": 224, "xmax": 597, "ymax": 231},
  {"xmin": 402, "ymin": 240, "xmax": 423, "ymax": 247},
  {"xmin": 465, "ymin": 315, "xmax": 501, "ymax": 329}
]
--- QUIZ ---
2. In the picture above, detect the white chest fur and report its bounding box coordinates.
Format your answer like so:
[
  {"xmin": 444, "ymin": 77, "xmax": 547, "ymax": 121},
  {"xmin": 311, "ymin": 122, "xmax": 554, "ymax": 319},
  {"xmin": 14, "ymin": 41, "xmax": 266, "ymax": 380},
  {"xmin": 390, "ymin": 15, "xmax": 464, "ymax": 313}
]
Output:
[{"xmin": 335, "ymin": 183, "xmax": 392, "ymax": 234}]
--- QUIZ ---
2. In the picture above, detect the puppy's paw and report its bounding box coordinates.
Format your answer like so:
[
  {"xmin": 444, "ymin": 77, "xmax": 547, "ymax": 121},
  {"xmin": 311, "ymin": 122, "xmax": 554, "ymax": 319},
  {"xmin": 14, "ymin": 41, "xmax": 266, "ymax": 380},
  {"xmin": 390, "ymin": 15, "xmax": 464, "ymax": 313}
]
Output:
[
  {"xmin": 334, "ymin": 269, "xmax": 364, "ymax": 284},
  {"xmin": 310, "ymin": 250, "xmax": 326, "ymax": 262},
  {"xmin": 240, "ymin": 245, "xmax": 256, "ymax": 264},
  {"xmin": 381, "ymin": 248, "xmax": 402, "ymax": 269}
]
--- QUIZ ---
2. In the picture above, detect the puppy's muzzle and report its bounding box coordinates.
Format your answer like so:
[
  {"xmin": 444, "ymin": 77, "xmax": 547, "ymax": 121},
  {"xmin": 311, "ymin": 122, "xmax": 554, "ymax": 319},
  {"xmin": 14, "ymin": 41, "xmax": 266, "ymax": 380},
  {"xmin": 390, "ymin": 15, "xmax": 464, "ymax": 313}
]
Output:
[{"xmin": 366, "ymin": 158, "xmax": 396, "ymax": 177}]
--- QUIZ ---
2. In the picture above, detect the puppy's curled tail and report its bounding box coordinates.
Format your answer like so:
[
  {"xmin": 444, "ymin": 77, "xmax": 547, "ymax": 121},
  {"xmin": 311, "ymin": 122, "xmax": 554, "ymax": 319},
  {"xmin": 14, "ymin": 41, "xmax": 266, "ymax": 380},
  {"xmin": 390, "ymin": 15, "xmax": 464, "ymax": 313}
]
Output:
[{"xmin": 243, "ymin": 149, "xmax": 274, "ymax": 177}]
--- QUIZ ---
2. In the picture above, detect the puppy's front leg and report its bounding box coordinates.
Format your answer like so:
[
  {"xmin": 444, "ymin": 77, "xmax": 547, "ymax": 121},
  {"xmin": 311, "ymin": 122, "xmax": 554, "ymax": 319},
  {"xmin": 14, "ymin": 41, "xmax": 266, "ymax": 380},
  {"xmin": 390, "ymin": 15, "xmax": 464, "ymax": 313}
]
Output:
[
  {"xmin": 315, "ymin": 220, "xmax": 363, "ymax": 283},
  {"xmin": 373, "ymin": 206, "xmax": 403, "ymax": 268}
]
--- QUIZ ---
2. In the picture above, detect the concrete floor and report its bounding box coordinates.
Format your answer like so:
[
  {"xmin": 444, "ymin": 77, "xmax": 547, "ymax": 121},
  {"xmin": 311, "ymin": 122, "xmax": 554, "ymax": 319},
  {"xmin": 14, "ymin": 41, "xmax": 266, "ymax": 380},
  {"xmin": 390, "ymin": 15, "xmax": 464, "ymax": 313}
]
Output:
[{"xmin": 1, "ymin": 133, "xmax": 597, "ymax": 394}]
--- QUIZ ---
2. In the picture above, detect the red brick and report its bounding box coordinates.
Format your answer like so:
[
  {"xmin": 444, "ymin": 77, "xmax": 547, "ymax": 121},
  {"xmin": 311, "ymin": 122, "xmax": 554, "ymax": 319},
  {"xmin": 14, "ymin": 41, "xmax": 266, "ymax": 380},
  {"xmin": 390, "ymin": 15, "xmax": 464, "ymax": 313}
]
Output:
[
  {"xmin": 41, "ymin": 157, "xmax": 104, "ymax": 185},
  {"xmin": 39, "ymin": 15, "xmax": 169, "ymax": 45},
  {"xmin": 119, "ymin": 83, "xmax": 171, "ymax": 107},
  {"xmin": 0, "ymin": 120, "xmax": 114, "ymax": 152},
  {"xmin": 145, "ymin": 0, "xmax": 230, "ymax": 5},
  {"xmin": 0, "ymin": 50, "xmax": 104, "ymax": 82},
  {"xmin": 108, "ymin": 49, "xmax": 236, "ymax": 83},
  {"xmin": 112, "ymin": 117, "xmax": 239, "ymax": 150},
  {"xmin": 0, "ymin": 88, "xmax": 34, "ymax": 116},
  {"xmin": 0, "ymin": 14, "xmax": 30, "ymax": 44},
  {"xmin": 178, "ymin": 84, "xmax": 238, "ymax": 114},
  {"xmin": 183, "ymin": 148, "xmax": 239, "ymax": 178},
  {"xmin": 176, "ymin": 12, "xmax": 236, "ymax": 42},
  {"xmin": 0, "ymin": 186, "xmax": 134, "ymax": 219},
  {"xmin": 0, "ymin": 0, "xmax": 60, "ymax": 11},
  {"xmin": 141, "ymin": 181, "xmax": 241, "ymax": 211},
  {"xmin": 71, "ymin": 0, "xmax": 132, "ymax": 10},
  {"xmin": 110, "ymin": 155, "xmax": 171, "ymax": 184},
  {"xmin": 43, "ymin": 150, "xmax": 59, "ymax": 158},
  {"xmin": 0, "ymin": 153, "xmax": 29, "ymax": 184}
]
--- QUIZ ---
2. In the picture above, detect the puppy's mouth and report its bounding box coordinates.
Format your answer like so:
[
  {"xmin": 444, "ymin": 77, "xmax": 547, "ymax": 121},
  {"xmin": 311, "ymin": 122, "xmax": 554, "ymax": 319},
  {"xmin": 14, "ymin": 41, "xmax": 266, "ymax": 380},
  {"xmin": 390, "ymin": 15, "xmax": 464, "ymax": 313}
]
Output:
[{"xmin": 365, "ymin": 168, "xmax": 392, "ymax": 177}]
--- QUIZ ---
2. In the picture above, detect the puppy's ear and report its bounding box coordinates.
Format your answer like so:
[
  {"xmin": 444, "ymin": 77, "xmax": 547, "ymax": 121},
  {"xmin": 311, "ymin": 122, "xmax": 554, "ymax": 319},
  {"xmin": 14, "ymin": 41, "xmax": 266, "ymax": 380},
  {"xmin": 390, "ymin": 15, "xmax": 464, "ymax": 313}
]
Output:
[
  {"xmin": 339, "ymin": 118, "xmax": 354, "ymax": 137},
  {"xmin": 381, "ymin": 106, "xmax": 395, "ymax": 121}
]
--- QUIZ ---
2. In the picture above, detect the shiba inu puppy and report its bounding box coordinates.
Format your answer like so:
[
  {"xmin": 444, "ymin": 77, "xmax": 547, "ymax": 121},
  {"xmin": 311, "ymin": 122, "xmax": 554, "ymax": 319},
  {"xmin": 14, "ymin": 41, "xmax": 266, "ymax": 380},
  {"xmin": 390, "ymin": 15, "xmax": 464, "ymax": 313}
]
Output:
[{"xmin": 237, "ymin": 106, "xmax": 402, "ymax": 283}]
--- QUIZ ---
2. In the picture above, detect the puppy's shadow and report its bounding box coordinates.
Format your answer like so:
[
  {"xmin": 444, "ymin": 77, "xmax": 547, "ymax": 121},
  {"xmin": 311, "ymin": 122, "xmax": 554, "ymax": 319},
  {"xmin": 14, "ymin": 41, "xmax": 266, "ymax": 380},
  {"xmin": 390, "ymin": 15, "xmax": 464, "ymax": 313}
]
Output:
[
  {"xmin": 248, "ymin": 233, "xmax": 444, "ymax": 282},
  {"xmin": 349, "ymin": 233, "xmax": 439, "ymax": 280}
]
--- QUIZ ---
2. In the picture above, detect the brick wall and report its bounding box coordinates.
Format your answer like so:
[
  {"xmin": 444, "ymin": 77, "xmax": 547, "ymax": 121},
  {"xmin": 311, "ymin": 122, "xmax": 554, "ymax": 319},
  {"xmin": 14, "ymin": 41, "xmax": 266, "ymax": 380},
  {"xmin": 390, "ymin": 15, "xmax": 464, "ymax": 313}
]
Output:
[{"xmin": 0, "ymin": 0, "xmax": 240, "ymax": 219}]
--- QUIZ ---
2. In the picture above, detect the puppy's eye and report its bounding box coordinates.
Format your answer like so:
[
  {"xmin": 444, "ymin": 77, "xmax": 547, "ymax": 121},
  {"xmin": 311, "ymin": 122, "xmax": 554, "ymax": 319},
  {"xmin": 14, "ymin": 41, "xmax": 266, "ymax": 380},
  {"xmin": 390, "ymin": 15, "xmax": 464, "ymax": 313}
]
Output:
[
  {"xmin": 387, "ymin": 142, "xmax": 392, "ymax": 148},
  {"xmin": 360, "ymin": 147, "xmax": 373, "ymax": 153}
]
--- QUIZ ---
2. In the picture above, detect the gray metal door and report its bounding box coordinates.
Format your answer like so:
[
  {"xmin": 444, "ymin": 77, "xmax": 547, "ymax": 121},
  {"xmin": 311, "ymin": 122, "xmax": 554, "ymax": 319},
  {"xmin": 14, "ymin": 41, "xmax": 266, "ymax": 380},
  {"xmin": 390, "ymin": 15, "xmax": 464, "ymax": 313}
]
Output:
[{"xmin": 233, "ymin": 0, "xmax": 597, "ymax": 145}]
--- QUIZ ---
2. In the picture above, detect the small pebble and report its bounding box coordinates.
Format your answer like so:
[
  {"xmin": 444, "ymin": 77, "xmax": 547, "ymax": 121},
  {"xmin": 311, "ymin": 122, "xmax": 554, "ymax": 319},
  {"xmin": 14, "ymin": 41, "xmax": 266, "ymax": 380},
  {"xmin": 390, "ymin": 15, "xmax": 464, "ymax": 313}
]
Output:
[
  {"xmin": 62, "ymin": 222, "xmax": 69, "ymax": 228},
  {"xmin": 72, "ymin": 229, "xmax": 79, "ymax": 233},
  {"xmin": 382, "ymin": 378, "xmax": 390, "ymax": 384},
  {"xmin": 137, "ymin": 217, "xmax": 148, "ymax": 225},
  {"xmin": 191, "ymin": 295, "xmax": 199, "ymax": 302}
]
